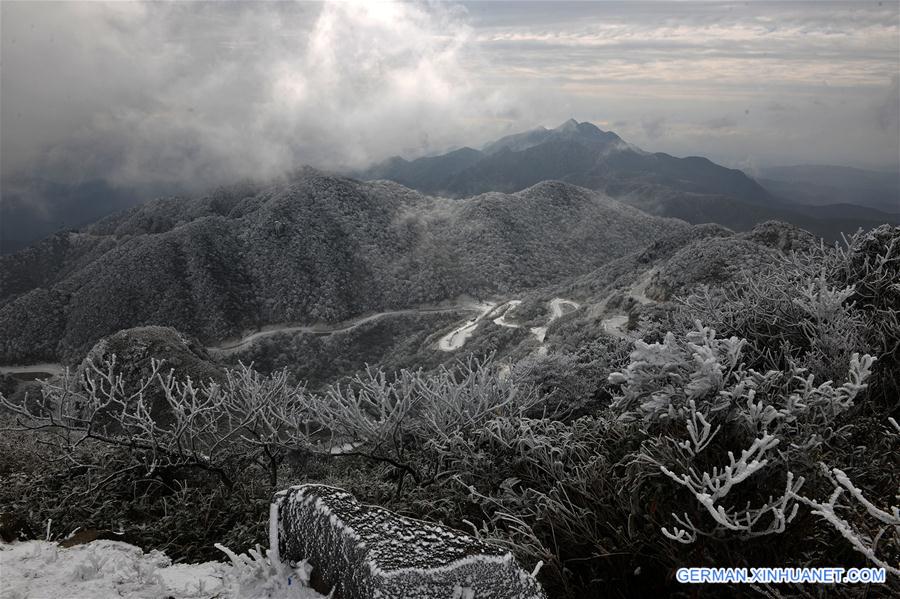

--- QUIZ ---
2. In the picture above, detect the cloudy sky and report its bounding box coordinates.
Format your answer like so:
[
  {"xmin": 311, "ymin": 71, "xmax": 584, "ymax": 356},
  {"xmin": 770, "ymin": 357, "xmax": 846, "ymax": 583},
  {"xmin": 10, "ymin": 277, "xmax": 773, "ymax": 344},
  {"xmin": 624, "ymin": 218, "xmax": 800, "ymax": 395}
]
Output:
[{"xmin": 2, "ymin": 0, "xmax": 898, "ymax": 196}]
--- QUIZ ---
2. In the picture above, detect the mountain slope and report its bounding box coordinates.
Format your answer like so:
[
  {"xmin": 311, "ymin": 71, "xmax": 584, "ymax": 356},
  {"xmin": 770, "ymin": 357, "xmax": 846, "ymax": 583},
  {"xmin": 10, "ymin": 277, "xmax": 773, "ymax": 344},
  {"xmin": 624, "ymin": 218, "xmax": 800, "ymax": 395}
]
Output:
[
  {"xmin": 361, "ymin": 120, "xmax": 895, "ymax": 238},
  {"xmin": 0, "ymin": 171, "xmax": 688, "ymax": 363},
  {"xmin": 363, "ymin": 119, "xmax": 777, "ymax": 204},
  {"xmin": 610, "ymin": 181, "xmax": 895, "ymax": 241}
]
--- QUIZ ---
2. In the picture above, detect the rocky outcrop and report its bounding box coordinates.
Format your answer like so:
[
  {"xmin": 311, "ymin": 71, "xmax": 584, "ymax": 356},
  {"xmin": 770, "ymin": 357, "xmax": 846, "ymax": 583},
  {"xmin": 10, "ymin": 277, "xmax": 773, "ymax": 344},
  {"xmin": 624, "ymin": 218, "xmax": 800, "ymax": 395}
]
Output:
[
  {"xmin": 77, "ymin": 326, "xmax": 223, "ymax": 427},
  {"xmin": 270, "ymin": 484, "xmax": 546, "ymax": 599}
]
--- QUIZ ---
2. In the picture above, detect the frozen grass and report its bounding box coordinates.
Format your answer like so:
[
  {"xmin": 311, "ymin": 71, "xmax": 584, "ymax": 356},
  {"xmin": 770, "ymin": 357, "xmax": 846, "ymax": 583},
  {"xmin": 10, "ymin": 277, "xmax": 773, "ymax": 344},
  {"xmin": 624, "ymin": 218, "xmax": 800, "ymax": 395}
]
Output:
[{"xmin": 0, "ymin": 540, "xmax": 323, "ymax": 599}]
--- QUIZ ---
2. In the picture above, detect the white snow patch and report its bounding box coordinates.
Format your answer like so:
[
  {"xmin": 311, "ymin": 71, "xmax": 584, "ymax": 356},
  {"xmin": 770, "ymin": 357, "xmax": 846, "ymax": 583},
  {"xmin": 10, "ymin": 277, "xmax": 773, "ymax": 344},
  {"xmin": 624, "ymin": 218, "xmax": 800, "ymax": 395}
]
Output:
[
  {"xmin": 0, "ymin": 540, "xmax": 323, "ymax": 599},
  {"xmin": 548, "ymin": 298, "xmax": 579, "ymax": 320},
  {"xmin": 269, "ymin": 502, "xmax": 281, "ymax": 566},
  {"xmin": 328, "ymin": 441, "xmax": 363, "ymax": 455},
  {"xmin": 531, "ymin": 298, "xmax": 579, "ymax": 345},
  {"xmin": 435, "ymin": 297, "xmax": 578, "ymax": 353},
  {"xmin": 601, "ymin": 268, "xmax": 657, "ymax": 338},
  {"xmin": 530, "ymin": 326, "xmax": 548, "ymax": 344},
  {"xmin": 628, "ymin": 268, "xmax": 656, "ymax": 306},
  {"xmin": 438, "ymin": 302, "xmax": 496, "ymax": 351},
  {"xmin": 491, "ymin": 300, "xmax": 522, "ymax": 328}
]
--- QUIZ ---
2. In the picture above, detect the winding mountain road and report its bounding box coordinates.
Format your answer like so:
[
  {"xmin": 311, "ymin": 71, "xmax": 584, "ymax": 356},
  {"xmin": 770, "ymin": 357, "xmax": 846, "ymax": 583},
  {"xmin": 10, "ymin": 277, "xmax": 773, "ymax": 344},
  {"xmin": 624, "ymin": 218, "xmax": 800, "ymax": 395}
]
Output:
[
  {"xmin": 529, "ymin": 298, "xmax": 580, "ymax": 344},
  {"xmin": 438, "ymin": 297, "xmax": 580, "ymax": 354},
  {"xmin": 0, "ymin": 363, "xmax": 66, "ymax": 378},
  {"xmin": 210, "ymin": 305, "xmax": 478, "ymax": 355},
  {"xmin": 437, "ymin": 302, "xmax": 498, "ymax": 351},
  {"xmin": 0, "ymin": 297, "xmax": 585, "ymax": 376},
  {"xmin": 0, "ymin": 304, "xmax": 483, "ymax": 376}
]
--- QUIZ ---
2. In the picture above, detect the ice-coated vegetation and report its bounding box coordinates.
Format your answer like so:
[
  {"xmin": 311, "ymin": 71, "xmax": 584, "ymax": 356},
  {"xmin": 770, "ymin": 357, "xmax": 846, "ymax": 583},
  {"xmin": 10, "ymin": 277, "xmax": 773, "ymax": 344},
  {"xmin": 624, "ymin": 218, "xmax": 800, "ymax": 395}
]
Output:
[
  {"xmin": 0, "ymin": 539, "xmax": 323, "ymax": 598},
  {"xmin": 1, "ymin": 225, "xmax": 897, "ymax": 598},
  {"xmin": 0, "ymin": 172, "xmax": 685, "ymax": 364}
]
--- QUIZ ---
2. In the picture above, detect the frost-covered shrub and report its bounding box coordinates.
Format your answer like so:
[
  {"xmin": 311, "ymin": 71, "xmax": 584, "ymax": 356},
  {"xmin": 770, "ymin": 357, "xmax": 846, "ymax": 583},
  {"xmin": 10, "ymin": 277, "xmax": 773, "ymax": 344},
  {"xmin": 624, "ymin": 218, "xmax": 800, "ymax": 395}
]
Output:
[
  {"xmin": 609, "ymin": 322, "xmax": 872, "ymax": 432},
  {"xmin": 679, "ymin": 225, "xmax": 899, "ymax": 395},
  {"xmin": 834, "ymin": 225, "xmax": 900, "ymax": 401},
  {"xmin": 508, "ymin": 336, "xmax": 630, "ymax": 421},
  {"xmin": 681, "ymin": 267, "xmax": 866, "ymax": 385},
  {"xmin": 306, "ymin": 358, "xmax": 541, "ymax": 488},
  {"xmin": 1, "ymin": 358, "xmax": 310, "ymax": 489},
  {"xmin": 648, "ymin": 237, "xmax": 780, "ymax": 302},
  {"xmin": 0, "ymin": 358, "xmax": 317, "ymax": 563},
  {"xmin": 387, "ymin": 414, "xmax": 644, "ymax": 598},
  {"xmin": 0, "ymin": 433, "xmax": 273, "ymax": 562},
  {"xmin": 608, "ymin": 322, "xmax": 898, "ymax": 578}
]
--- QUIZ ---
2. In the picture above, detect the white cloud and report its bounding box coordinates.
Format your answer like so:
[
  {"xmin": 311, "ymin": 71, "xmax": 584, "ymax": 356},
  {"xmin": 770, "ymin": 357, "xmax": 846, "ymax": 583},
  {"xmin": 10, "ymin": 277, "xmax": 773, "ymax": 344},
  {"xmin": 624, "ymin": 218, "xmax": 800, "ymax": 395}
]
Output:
[
  {"xmin": 1, "ymin": 0, "xmax": 898, "ymax": 197},
  {"xmin": 1, "ymin": 1, "xmax": 512, "ymax": 190}
]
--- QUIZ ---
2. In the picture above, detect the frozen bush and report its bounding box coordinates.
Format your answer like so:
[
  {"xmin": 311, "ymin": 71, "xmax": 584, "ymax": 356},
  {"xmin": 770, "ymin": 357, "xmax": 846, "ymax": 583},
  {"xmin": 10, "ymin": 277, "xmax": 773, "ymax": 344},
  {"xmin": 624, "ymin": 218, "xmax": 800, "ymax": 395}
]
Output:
[
  {"xmin": 305, "ymin": 357, "xmax": 541, "ymax": 489},
  {"xmin": 679, "ymin": 225, "xmax": 899, "ymax": 393},
  {"xmin": 0, "ymin": 357, "xmax": 311, "ymax": 489},
  {"xmin": 607, "ymin": 322, "xmax": 900, "ymax": 577}
]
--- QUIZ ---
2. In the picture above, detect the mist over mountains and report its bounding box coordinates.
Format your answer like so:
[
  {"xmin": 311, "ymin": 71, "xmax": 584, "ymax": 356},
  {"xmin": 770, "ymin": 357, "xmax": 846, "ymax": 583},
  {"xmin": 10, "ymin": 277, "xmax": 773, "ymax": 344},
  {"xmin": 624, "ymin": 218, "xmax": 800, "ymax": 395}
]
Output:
[
  {"xmin": 3, "ymin": 2, "xmax": 900, "ymax": 597},
  {"xmin": 3, "ymin": 119, "xmax": 897, "ymax": 255},
  {"xmin": 2, "ymin": 119, "xmax": 896, "ymax": 365},
  {"xmin": 0, "ymin": 170, "xmax": 685, "ymax": 363},
  {"xmin": 757, "ymin": 164, "xmax": 900, "ymax": 213},
  {"xmin": 362, "ymin": 119, "xmax": 899, "ymax": 239},
  {"xmin": 365, "ymin": 119, "xmax": 773, "ymax": 202}
]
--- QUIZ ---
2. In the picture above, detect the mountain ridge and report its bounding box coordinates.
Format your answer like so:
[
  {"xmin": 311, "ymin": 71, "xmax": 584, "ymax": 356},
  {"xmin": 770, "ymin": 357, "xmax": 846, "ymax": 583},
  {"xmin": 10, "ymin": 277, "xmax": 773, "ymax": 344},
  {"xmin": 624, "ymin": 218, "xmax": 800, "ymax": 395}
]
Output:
[
  {"xmin": 361, "ymin": 119, "xmax": 777, "ymax": 204},
  {"xmin": 0, "ymin": 171, "xmax": 689, "ymax": 364},
  {"xmin": 359, "ymin": 119, "xmax": 897, "ymax": 238}
]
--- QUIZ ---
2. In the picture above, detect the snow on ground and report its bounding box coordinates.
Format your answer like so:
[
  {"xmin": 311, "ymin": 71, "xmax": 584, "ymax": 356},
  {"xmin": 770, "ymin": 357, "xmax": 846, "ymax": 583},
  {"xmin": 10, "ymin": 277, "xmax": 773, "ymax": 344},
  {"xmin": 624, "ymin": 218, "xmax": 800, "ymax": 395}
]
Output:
[
  {"xmin": 438, "ymin": 302, "xmax": 497, "ymax": 351},
  {"xmin": 0, "ymin": 540, "xmax": 323, "ymax": 599},
  {"xmin": 600, "ymin": 314, "xmax": 630, "ymax": 338},
  {"xmin": 491, "ymin": 300, "xmax": 523, "ymax": 328},
  {"xmin": 530, "ymin": 298, "xmax": 579, "ymax": 344},
  {"xmin": 439, "ymin": 297, "xmax": 580, "ymax": 353},
  {"xmin": 628, "ymin": 268, "xmax": 656, "ymax": 306}
]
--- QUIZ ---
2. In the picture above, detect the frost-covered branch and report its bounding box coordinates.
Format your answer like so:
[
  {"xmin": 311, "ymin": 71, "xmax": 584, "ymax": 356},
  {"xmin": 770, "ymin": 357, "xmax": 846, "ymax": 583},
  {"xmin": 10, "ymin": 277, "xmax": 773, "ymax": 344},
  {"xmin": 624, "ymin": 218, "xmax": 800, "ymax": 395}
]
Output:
[
  {"xmin": 0, "ymin": 357, "xmax": 313, "ymax": 488},
  {"xmin": 792, "ymin": 464, "xmax": 900, "ymax": 575}
]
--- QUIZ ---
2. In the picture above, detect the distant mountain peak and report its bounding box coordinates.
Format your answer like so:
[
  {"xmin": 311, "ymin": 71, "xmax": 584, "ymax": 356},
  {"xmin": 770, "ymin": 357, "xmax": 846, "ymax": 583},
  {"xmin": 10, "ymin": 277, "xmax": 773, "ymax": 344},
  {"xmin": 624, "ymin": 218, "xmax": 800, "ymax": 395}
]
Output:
[
  {"xmin": 576, "ymin": 121, "xmax": 604, "ymax": 134},
  {"xmin": 549, "ymin": 119, "xmax": 621, "ymax": 144},
  {"xmin": 556, "ymin": 118, "xmax": 580, "ymax": 131},
  {"xmin": 479, "ymin": 118, "xmax": 623, "ymax": 156}
]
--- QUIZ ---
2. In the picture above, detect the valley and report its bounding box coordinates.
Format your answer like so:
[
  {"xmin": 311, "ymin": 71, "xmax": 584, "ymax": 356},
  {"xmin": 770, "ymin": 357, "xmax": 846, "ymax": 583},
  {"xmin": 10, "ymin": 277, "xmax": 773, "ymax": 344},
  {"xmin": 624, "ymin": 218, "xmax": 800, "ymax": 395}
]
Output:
[
  {"xmin": 0, "ymin": 296, "xmax": 585, "ymax": 377},
  {"xmin": 0, "ymin": 173, "xmax": 684, "ymax": 365},
  {"xmin": 213, "ymin": 303, "xmax": 482, "ymax": 355},
  {"xmin": 3, "ymin": 2, "xmax": 899, "ymax": 597},
  {"xmin": 363, "ymin": 120, "xmax": 899, "ymax": 241}
]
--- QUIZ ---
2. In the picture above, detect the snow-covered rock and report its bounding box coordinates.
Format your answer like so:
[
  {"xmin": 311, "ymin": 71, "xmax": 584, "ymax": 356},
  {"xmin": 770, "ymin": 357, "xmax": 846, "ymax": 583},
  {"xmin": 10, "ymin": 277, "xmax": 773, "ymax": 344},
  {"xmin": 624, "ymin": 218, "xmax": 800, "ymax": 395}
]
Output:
[{"xmin": 271, "ymin": 484, "xmax": 546, "ymax": 599}]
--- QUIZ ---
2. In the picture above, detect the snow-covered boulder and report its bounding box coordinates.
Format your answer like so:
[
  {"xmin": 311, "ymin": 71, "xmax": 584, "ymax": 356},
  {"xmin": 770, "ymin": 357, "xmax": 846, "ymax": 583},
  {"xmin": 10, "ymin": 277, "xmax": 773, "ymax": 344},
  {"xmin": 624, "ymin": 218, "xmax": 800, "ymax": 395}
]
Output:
[{"xmin": 270, "ymin": 484, "xmax": 546, "ymax": 599}]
